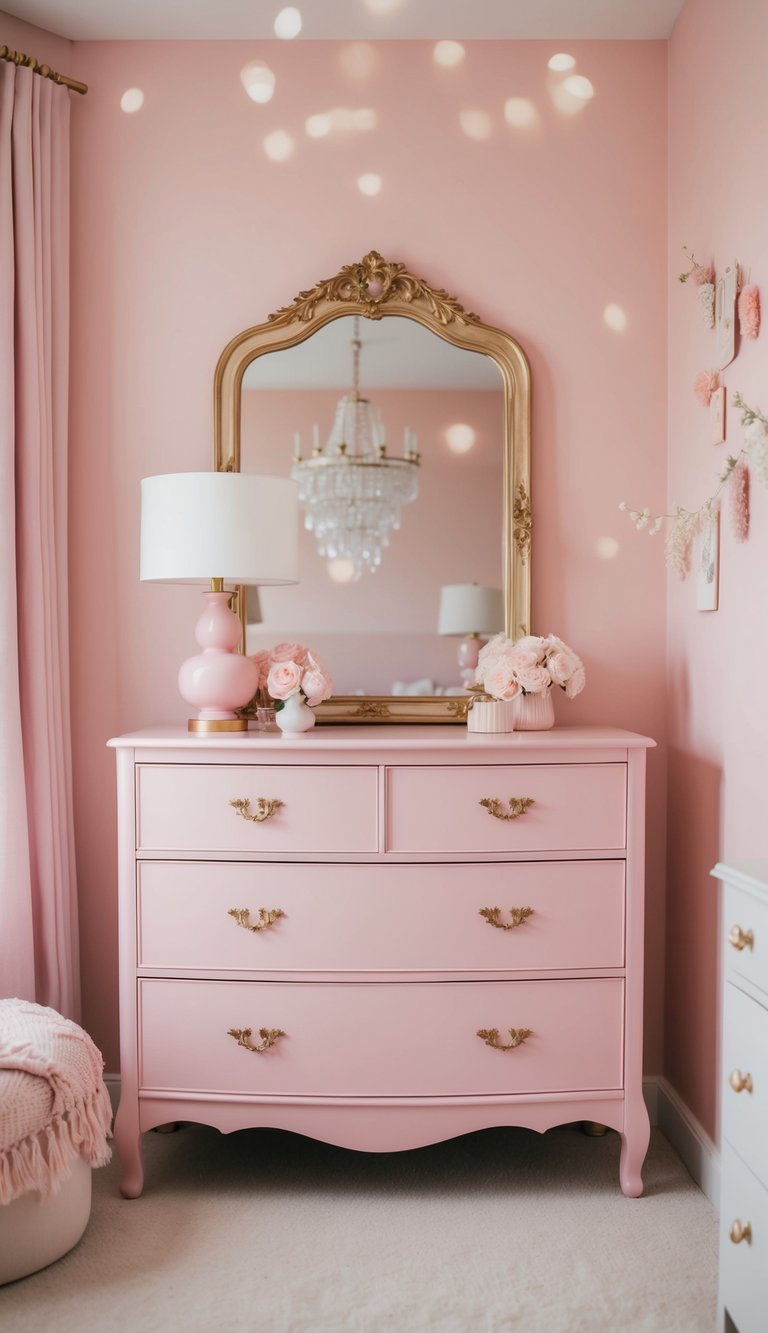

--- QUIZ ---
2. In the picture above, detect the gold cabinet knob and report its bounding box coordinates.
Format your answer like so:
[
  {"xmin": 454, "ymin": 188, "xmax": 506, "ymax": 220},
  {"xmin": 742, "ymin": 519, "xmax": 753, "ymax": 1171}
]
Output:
[
  {"xmin": 730, "ymin": 1219, "xmax": 752, "ymax": 1245},
  {"xmin": 227, "ymin": 1026, "xmax": 285, "ymax": 1053},
  {"xmin": 229, "ymin": 797, "xmax": 284, "ymax": 823},
  {"xmin": 228, "ymin": 907, "xmax": 285, "ymax": 933},
  {"xmin": 729, "ymin": 1069, "xmax": 753, "ymax": 1095},
  {"xmin": 729, "ymin": 924, "xmax": 754, "ymax": 952},
  {"xmin": 479, "ymin": 797, "xmax": 534, "ymax": 822},
  {"xmin": 477, "ymin": 1026, "xmax": 533, "ymax": 1051}
]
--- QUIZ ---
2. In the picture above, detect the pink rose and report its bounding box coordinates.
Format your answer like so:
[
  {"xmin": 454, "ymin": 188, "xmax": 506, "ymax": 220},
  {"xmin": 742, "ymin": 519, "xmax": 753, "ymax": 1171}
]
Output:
[
  {"xmin": 483, "ymin": 661, "xmax": 523, "ymax": 702},
  {"xmin": 505, "ymin": 647, "xmax": 541, "ymax": 674},
  {"xmin": 301, "ymin": 652, "xmax": 333, "ymax": 707},
  {"xmin": 271, "ymin": 642, "xmax": 308, "ymax": 666},
  {"xmin": 514, "ymin": 635, "xmax": 547, "ymax": 661},
  {"xmin": 475, "ymin": 634, "xmax": 513, "ymax": 685},
  {"xmin": 564, "ymin": 664, "xmax": 586, "ymax": 699},
  {"xmin": 514, "ymin": 664, "xmax": 552, "ymax": 695},
  {"xmin": 267, "ymin": 660, "xmax": 303, "ymax": 700},
  {"xmin": 249, "ymin": 650, "xmax": 271, "ymax": 690},
  {"xmin": 547, "ymin": 651, "xmax": 578, "ymax": 688}
]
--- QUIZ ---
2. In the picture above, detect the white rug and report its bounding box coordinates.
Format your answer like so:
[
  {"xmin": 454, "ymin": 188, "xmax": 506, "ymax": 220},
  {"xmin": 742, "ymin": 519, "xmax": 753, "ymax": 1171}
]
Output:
[{"xmin": 0, "ymin": 1125, "xmax": 717, "ymax": 1332}]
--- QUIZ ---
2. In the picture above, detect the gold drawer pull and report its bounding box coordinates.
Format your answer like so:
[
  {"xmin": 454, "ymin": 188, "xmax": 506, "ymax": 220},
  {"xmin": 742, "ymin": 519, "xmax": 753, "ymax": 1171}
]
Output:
[
  {"xmin": 729, "ymin": 1069, "xmax": 754, "ymax": 1094},
  {"xmin": 229, "ymin": 797, "xmax": 284, "ymax": 823},
  {"xmin": 227, "ymin": 1026, "xmax": 285, "ymax": 1053},
  {"xmin": 480, "ymin": 797, "xmax": 534, "ymax": 821},
  {"xmin": 729, "ymin": 924, "xmax": 754, "ymax": 952},
  {"xmin": 228, "ymin": 907, "xmax": 285, "ymax": 933},
  {"xmin": 479, "ymin": 906, "xmax": 534, "ymax": 930},
  {"xmin": 730, "ymin": 1219, "xmax": 752, "ymax": 1245},
  {"xmin": 477, "ymin": 1026, "xmax": 533, "ymax": 1051}
]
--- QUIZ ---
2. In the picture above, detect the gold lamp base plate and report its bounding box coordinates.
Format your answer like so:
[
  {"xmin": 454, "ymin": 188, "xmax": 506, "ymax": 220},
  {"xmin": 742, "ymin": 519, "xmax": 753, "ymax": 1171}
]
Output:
[
  {"xmin": 188, "ymin": 718, "xmax": 248, "ymax": 733},
  {"xmin": 581, "ymin": 1121, "xmax": 609, "ymax": 1137}
]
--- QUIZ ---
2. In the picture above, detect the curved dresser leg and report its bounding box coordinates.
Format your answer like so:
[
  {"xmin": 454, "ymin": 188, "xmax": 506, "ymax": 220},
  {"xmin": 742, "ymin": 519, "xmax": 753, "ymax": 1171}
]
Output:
[
  {"xmin": 619, "ymin": 1104, "xmax": 651, "ymax": 1198},
  {"xmin": 115, "ymin": 1105, "xmax": 144, "ymax": 1198}
]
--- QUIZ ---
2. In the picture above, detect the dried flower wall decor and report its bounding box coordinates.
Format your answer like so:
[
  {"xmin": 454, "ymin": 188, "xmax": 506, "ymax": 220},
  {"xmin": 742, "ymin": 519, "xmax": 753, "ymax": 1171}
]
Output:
[
  {"xmin": 619, "ymin": 393, "xmax": 767, "ymax": 578},
  {"xmin": 679, "ymin": 246, "xmax": 715, "ymax": 328},
  {"xmin": 693, "ymin": 369, "xmax": 719, "ymax": 407}
]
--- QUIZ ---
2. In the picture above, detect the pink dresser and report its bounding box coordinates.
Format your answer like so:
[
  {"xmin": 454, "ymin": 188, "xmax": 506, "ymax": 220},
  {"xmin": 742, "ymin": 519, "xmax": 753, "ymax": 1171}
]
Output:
[{"xmin": 109, "ymin": 725, "xmax": 653, "ymax": 1198}]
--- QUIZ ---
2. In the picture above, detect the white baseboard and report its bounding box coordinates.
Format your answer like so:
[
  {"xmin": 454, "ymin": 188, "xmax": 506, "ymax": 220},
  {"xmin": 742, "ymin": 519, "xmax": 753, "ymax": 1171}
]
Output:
[
  {"xmin": 647, "ymin": 1074, "xmax": 720, "ymax": 1210},
  {"xmin": 104, "ymin": 1070, "xmax": 719, "ymax": 1208}
]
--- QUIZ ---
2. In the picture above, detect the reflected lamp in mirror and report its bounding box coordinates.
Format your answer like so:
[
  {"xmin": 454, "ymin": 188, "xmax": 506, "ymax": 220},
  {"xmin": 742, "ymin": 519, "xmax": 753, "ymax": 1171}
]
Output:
[
  {"xmin": 140, "ymin": 472, "xmax": 298, "ymax": 733},
  {"xmin": 291, "ymin": 317, "xmax": 419, "ymax": 580},
  {"xmin": 438, "ymin": 583, "xmax": 503, "ymax": 687}
]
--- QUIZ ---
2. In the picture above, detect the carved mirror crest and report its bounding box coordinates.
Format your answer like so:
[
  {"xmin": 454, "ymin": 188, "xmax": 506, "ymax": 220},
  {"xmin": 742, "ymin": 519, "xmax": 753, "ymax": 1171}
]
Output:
[{"xmin": 213, "ymin": 252, "xmax": 531, "ymax": 723}]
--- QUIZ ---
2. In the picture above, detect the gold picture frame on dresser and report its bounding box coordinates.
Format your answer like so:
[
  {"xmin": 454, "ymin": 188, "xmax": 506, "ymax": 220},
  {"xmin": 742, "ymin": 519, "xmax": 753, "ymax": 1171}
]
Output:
[{"xmin": 212, "ymin": 251, "xmax": 531, "ymax": 723}]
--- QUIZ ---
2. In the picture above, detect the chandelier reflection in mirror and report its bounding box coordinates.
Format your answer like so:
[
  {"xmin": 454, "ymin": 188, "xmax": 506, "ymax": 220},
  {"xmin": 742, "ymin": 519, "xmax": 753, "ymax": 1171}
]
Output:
[{"xmin": 291, "ymin": 318, "xmax": 420, "ymax": 579}]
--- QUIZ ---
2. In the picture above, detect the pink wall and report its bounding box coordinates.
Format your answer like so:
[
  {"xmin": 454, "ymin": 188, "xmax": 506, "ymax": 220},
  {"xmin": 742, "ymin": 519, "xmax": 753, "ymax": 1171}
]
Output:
[
  {"xmin": 62, "ymin": 38, "xmax": 669, "ymax": 1070},
  {"xmin": 666, "ymin": 0, "xmax": 768, "ymax": 1139}
]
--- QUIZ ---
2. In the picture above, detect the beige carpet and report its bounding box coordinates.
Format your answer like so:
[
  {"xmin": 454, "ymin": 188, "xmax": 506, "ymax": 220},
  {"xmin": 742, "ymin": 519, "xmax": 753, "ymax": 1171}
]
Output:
[{"xmin": 0, "ymin": 1124, "xmax": 717, "ymax": 1332}]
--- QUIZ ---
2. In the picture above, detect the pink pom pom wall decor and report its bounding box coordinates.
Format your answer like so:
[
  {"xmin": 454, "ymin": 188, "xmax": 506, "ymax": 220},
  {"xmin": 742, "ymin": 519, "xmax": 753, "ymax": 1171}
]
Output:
[
  {"xmin": 738, "ymin": 284, "xmax": 760, "ymax": 340},
  {"xmin": 694, "ymin": 369, "xmax": 720, "ymax": 407}
]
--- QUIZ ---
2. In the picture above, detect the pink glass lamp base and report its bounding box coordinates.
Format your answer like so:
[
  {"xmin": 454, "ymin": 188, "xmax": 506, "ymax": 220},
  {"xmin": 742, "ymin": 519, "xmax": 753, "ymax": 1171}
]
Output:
[
  {"xmin": 456, "ymin": 635, "xmax": 481, "ymax": 688},
  {"xmin": 177, "ymin": 590, "xmax": 258, "ymax": 733}
]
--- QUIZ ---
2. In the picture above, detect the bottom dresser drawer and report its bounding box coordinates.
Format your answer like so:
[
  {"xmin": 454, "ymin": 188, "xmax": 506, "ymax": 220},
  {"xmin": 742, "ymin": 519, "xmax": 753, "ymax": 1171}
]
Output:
[
  {"xmin": 720, "ymin": 1142, "xmax": 768, "ymax": 1333},
  {"xmin": 139, "ymin": 977, "xmax": 624, "ymax": 1098}
]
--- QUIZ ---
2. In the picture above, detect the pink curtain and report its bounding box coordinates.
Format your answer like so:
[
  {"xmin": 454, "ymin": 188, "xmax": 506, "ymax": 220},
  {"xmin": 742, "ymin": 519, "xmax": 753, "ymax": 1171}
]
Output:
[{"xmin": 0, "ymin": 62, "xmax": 80, "ymax": 1018}]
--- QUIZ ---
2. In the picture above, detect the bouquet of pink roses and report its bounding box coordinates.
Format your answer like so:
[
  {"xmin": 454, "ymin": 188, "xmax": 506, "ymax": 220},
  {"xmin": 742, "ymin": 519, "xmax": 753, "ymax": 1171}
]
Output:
[
  {"xmin": 475, "ymin": 633, "xmax": 585, "ymax": 701},
  {"xmin": 249, "ymin": 642, "xmax": 333, "ymax": 710}
]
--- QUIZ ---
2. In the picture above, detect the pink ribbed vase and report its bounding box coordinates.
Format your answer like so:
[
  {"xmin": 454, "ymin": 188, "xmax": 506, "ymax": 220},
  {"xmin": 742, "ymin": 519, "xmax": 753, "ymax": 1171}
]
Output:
[{"xmin": 513, "ymin": 689, "xmax": 556, "ymax": 731}]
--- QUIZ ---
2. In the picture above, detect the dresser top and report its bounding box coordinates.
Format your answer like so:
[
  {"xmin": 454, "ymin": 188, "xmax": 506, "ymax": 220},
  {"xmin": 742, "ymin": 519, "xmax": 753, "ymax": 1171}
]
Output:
[{"xmin": 108, "ymin": 724, "xmax": 654, "ymax": 753}]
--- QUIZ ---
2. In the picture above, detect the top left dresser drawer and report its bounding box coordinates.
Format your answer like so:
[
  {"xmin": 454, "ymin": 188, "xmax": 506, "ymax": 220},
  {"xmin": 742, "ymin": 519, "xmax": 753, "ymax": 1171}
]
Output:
[{"xmin": 136, "ymin": 764, "xmax": 379, "ymax": 854}]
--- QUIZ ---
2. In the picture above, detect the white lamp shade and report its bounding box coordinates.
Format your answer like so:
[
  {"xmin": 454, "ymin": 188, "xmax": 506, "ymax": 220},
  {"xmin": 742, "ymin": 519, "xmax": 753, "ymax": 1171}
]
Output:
[
  {"xmin": 140, "ymin": 472, "xmax": 299, "ymax": 585},
  {"xmin": 438, "ymin": 584, "xmax": 503, "ymax": 637}
]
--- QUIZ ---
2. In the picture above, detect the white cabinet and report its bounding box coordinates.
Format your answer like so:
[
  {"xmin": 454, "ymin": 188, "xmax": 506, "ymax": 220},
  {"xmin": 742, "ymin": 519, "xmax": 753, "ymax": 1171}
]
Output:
[{"xmin": 713, "ymin": 861, "xmax": 768, "ymax": 1333}]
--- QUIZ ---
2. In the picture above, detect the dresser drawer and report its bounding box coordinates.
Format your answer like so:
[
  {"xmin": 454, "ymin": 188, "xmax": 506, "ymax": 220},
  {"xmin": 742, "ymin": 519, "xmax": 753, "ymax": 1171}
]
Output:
[
  {"xmin": 720, "ymin": 1142, "xmax": 768, "ymax": 1333},
  {"xmin": 724, "ymin": 883, "xmax": 768, "ymax": 998},
  {"xmin": 722, "ymin": 981, "xmax": 768, "ymax": 1189},
  {"xmin": 386, "ymin": 764, "xmax": 626, "ymax": 853},
  {"xmin": 137, "ymin": 859, "xmax": 625, "ymax": 973},
  {"xmin": 136, "ymin": 765, "xmax": 378, "ymax": 854},
  {"xmin": 139, "ymin": 977, "xmax": 624, "ymax": 1097}
]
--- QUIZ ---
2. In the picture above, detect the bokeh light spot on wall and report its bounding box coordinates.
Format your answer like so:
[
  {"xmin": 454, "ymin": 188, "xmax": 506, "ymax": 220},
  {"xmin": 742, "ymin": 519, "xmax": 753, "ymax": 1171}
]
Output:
[
  {"xmin": 264, "ymin": 130, "xmax": 295, "ymax": 162},
  {"xmin": 460, "ymin": 109, "xmax": 492, "ymax": 141},
  {"xmin": 357, "ymin": 172, "xmax": 382, "ymax": 196},
  {"xmin": 306, "ymin": 113, "xmax": 332, "ymax": 138},
  {"xmin": 307, "ymin": 107, "xmax": 378, "ymax": 138},
  {"xmin": 548, "ymin": 53, "xmax": 576, "ymax": 72},
  {"xmin": 364, "ymin": 0, "xmax": 406, "ymax": 14},
  {"xmin": 603, "ymin": 303, "xmax": 628, "ymax": 332},
  {"xmin": 433, "ymin": 41, "xmax": 465, "ymax": 68},
  {"xmin": 120, "ymin": 88, "xmax": 144, "ymax": 114},
  {"xmin": 328, "ymin": 558, "xmax": 356, "ymax": 583},
  {"xmin": 445, "ymin": 423, "xmax": 476, "ymax": 454},
  {"xmin": 504, "ymin": 97, "xmax": 538, "ymax": 129},
  {"xmin": 595, "ymin": 537, "xmax": 620, "ymax": 560},
  {"xmin": 338, "ymin": 43, "xmax": 377, "ymax": 80},
  {"xmin": 274, "ymin": 7, "xmax": 302, "ymax": 38},
  {"xmin": 563, "ymin": 74, "xmax": 594, "ymax": 101},
  {"xmin": 240, "ymin": 62, "xmax": 276, "ymax": 104}
]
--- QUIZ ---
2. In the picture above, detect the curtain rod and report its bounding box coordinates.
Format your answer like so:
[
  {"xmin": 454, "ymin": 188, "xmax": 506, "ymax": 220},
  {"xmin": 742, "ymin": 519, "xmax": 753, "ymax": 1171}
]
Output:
[{"xmin": 1, "ymin": 43, "xmax": 88, "ymax": 95}]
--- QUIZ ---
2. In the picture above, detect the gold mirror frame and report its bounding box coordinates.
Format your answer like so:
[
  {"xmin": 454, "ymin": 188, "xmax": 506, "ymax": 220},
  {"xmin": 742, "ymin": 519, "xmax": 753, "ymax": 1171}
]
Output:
[{"xmin": 213, "ymin": 251, "xmax": 531, "ymax": 724}]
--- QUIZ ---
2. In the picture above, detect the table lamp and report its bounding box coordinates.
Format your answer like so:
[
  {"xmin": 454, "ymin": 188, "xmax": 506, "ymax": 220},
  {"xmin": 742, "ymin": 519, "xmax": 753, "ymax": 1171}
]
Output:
[
  {"xmin": 438, "ymin": 583, "xmax": 503, "ymax": 686},
  {"xmin": 140, "ymin": 471, "xmax": 298, "ymax": 732}
]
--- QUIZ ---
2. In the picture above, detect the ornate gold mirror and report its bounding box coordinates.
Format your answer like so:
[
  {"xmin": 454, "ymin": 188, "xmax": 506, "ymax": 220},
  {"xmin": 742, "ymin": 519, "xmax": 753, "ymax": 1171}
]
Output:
[{"xmin": 213, "ymin": 252, "xmax": 531, "ymax": 723}]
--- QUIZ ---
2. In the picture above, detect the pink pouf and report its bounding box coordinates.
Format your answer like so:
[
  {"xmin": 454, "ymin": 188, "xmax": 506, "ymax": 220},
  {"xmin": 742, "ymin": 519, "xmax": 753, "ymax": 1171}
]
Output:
[{"xmin": 0, "ymin": 999, "xmax": 112, "ymax": 1284}]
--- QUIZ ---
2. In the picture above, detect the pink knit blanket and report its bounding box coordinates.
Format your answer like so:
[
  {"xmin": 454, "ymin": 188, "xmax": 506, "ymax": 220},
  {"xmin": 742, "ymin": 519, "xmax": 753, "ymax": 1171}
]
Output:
[{"xmin": 0, "ymin": 998, "xmax": 112, "ymax": 1206}]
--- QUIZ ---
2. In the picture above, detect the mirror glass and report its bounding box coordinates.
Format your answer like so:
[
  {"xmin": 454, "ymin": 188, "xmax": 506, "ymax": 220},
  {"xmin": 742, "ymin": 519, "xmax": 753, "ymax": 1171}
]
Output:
[{"xmin": 240, "ymin": 315, "xmax": 504, "ymax": 696}]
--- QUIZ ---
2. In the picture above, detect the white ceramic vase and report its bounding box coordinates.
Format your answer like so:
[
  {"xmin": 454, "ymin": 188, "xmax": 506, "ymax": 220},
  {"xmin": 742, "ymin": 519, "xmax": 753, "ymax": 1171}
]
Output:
[
  {"xmin": 467, "ymin": 698, "xmax": 516, "ymax": 734},
  {"xmin": 513, "ymin": 689, "xmax": 555, "ymax": 731},
  {"xmin": 276, "ymin": 692, "xmax": 316, "ymax": 735}
]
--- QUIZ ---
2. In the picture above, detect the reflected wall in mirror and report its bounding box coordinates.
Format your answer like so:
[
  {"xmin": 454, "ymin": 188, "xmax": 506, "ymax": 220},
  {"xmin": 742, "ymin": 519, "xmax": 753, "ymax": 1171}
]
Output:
[{"xmin": 213, "ymin": 252, "xmax": 531, "ymax": 722}]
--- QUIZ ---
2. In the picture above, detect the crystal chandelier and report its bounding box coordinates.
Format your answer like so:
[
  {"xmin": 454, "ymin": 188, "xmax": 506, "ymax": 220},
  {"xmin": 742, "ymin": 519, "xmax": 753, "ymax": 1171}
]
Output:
[{"xmin": 291, "ymin": 319, "xmax": 420, "ymax": 578}]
